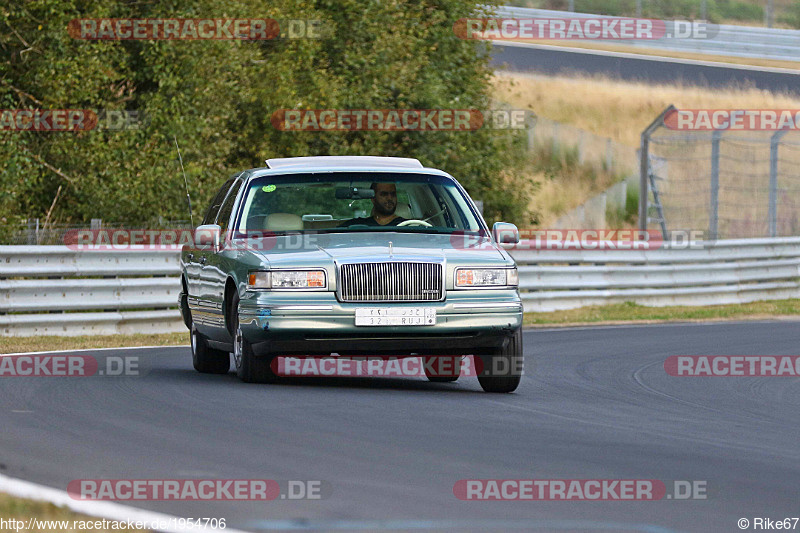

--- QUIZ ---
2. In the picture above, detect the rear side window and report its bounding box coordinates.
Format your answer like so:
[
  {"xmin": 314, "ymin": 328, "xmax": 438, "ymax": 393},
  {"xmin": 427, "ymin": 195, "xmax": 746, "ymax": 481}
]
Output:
[{"xmin": 202, "ymin": 178, "xmax": 235, "ymax": 226}]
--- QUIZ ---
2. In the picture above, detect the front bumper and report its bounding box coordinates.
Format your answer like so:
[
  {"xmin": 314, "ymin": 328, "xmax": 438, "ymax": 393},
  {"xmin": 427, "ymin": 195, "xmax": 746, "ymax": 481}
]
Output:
[{"xmin": 238, "ymin": 290, "xmax": 523, "ymax": 356}]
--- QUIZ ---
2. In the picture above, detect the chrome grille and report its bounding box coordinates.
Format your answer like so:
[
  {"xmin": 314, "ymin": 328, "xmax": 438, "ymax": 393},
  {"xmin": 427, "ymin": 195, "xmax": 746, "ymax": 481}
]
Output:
[{"xmin": 339, "ymin": 262, "xmax": 443, "ymax": 302}]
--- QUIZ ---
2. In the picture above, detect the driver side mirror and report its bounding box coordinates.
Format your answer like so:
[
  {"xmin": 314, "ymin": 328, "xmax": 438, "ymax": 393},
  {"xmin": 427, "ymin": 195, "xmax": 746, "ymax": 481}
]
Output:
[
  {"xmin": 194, "ymin": 224, "xmax": 221, "ymax": 251},
  {"xmin": 492, "ymin": 222, "xmax": 520, "ymax": 247}
]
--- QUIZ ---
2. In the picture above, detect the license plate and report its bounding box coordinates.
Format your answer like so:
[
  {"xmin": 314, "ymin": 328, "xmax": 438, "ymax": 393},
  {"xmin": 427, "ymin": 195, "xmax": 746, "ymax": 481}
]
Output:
[{"xmin": 355, "ymin": 307, "xmax": 436, "ymax": 326}]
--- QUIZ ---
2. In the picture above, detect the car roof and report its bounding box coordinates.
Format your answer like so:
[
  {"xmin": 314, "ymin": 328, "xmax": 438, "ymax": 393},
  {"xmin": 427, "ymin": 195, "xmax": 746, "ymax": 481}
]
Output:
[{"xmin": 265, "ymin": 156, "xmax": 423, "ymax": 170}]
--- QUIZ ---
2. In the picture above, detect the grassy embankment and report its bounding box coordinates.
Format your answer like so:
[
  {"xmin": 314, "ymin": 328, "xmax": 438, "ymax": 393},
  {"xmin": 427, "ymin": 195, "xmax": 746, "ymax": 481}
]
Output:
[{"xmin": 491, "ymin": 72, "xmax": 800, "ymax": 226}]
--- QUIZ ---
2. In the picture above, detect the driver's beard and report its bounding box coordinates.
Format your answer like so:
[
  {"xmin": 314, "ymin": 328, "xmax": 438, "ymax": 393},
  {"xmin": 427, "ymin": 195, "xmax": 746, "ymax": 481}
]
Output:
[{"xmin": 372, "ymin": 204, "xmax": 396, "ymax": 217}]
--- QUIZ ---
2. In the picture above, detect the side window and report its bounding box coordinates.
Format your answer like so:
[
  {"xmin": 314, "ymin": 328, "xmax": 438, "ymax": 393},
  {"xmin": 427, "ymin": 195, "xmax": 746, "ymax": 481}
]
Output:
[
  {"xmin": 217, "ymin": 179, "xmax": 243, "ymax": 235},
  {"xmin": 202, "ymin": 178, "xmax": 235, "ymax": 226}
]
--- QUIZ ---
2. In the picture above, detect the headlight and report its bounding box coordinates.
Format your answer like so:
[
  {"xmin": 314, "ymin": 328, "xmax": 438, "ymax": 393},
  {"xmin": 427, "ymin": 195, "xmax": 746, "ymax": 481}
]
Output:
[
  {"xmin": 455, "ymin": 267, "xmax": 518, "ymax": 288},
  {"xmin": 247, "ymin": 270, "xmax": 326, "ymax": 289}
]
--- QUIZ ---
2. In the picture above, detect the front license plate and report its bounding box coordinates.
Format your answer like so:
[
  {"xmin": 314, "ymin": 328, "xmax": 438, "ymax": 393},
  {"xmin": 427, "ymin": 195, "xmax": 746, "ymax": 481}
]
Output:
[{"xmin": 355, "ymin": 307, "xmax": 436, "ymax": 326}]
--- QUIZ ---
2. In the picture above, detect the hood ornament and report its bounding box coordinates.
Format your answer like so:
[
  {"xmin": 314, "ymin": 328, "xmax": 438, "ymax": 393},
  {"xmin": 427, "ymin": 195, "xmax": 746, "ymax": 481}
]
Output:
[{"xmin": 388, "ymin": 241, "xmax": 393, "ymax": 258}]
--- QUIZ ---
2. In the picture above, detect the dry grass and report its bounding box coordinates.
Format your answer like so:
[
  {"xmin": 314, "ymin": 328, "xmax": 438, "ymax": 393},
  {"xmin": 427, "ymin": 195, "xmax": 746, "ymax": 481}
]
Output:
[
  {"xmin": 523, "ymin": 144, "xmax": 627, "ymax": 226},
  {"xmin": 491, "ymin": 71, "xmax": 800, "ymax": 147},
  {"xmin": 0, "ymin": 332, "xmax": 187, "ymax": 354},
  {"xmin": 0, "ymin": 493, "xmax": 149, "ymax": 532}
]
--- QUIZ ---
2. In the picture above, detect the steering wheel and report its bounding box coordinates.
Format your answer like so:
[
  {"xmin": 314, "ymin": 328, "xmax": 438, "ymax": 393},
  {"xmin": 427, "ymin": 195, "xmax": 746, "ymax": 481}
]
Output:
[{"xmin": 397, "ymin": 219, "xmax": 433, "ymax": 227}]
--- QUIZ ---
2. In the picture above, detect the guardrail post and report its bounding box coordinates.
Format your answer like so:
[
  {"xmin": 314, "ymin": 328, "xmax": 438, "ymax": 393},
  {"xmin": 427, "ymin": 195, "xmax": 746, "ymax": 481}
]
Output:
[
  {"xmin": 605, "ymin": 138, "xmax": 613, "ymax": 173},
  {"xmin": 769, "ymin": 129, "xmax": 789, "ymax": 237},
  {"xmin": 709, "ymin": 130, "xmax": 722, "ymax": 240}
]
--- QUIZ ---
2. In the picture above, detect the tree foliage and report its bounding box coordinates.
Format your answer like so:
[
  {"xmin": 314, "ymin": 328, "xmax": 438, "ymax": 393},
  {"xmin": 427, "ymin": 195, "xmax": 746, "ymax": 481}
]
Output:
[{"xmin": 0, "ymin": 0, "xmax": 534, "ymax": 228}]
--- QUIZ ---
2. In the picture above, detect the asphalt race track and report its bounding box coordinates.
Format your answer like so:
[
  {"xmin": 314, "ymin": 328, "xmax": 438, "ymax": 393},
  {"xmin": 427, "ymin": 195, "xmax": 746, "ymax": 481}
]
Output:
[
  {"xmin": 490, "ymin": 42, "xmax": 800, "ymax": 94},
  {"xmin": 2, "ymin": 321, "xmax": 800, "ymax": 532}
]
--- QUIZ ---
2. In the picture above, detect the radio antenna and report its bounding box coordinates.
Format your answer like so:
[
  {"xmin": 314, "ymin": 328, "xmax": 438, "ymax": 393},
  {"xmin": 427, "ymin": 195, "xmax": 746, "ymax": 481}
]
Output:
[{"xmin": 174, "ymin": 136, "xmax": 193, "ymax": 227}]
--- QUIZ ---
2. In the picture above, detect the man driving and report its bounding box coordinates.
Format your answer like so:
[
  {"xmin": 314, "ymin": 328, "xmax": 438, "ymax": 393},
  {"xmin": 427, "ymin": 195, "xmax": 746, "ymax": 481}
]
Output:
[{"xmin": 340, "ymin": 182, "xmax": 407, "ymax": 226}]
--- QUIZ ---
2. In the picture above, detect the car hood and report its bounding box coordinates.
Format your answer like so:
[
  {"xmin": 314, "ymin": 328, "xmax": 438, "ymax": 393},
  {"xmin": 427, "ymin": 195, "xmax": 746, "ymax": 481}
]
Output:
[{"xmin": 246, "ymin": 232, "xmax": 511, "ymax": 269}]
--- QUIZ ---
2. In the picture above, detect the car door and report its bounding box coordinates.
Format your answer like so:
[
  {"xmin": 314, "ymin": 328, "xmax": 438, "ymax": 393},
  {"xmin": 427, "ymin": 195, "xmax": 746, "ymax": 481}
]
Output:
[
  {"xmin": 200, "ymin": 176, "xmax": 243, "ymax": 340},
  {"xmin": 190, "ymin": 177, "xmax": 235, "ymax": 329}
]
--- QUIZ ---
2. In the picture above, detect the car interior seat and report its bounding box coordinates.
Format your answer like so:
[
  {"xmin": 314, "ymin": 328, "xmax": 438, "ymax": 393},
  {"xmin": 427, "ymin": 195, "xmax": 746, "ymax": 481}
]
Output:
[{"xmin": 264, "ymin": 213, "xmax": 303, "ymax": 231}]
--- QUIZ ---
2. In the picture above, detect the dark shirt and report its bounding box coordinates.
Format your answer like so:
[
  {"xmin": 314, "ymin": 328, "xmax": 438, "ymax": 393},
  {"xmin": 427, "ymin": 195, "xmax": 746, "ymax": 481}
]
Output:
[{"xmin": 339, "ymin": 216, "xmax": 405, "ymax": 227}]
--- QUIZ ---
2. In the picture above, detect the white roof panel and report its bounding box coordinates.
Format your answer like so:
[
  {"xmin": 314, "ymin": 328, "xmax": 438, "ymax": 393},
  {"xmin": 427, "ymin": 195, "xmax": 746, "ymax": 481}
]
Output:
[{"xmin": 265, "ymin": 156, "xmax": 423, "ymax": 169}]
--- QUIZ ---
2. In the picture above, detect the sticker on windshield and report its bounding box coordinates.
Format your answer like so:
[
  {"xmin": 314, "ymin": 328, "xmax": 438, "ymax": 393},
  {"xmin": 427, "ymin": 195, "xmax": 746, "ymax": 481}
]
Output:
[{"xmin": 262, "ymin": 184, "xmax": 277, "ymax": 193}]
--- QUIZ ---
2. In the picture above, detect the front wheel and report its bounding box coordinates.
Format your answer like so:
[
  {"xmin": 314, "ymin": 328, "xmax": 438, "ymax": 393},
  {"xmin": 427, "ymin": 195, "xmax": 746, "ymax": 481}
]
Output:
[
  {"xmin": 230, "ymin": 292, "xmax": 277, "ymax": 384},
  {"xmin": 478, "ymin": 329, "xmax": 523, "ymax": 393},
  {"xmin": 191, "ymin": 323, "xmax": 230, "ymax": 374}
]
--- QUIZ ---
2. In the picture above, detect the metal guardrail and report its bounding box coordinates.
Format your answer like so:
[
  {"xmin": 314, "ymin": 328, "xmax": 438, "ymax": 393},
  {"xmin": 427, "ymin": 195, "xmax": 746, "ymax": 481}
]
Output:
[
  {"xmin": 2, "ymin": 240, "xmax": 800, "ymax": 335},
  {"xmin": 513, "ymin": 237, "xmax": 800, "ymax": 311},
  {"xmin": 495, "ymin": 6, "xmax": 800, "ymax": 63},
  {"xmin": 0, "ymin": 246, "xmax": 184, "ymax": 337}
]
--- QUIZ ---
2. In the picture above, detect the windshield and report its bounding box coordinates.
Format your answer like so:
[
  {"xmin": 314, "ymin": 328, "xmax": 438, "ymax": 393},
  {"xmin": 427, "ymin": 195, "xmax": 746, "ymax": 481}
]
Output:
[{"xmin": 232, "ymin": 172, "xmax": 483, "ymax": 236}]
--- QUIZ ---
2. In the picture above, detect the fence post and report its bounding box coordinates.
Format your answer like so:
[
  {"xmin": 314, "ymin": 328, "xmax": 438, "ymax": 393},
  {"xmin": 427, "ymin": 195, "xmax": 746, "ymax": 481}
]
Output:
[
  {"xmin": 552, "ymin": 122, "xmax": 559, "ymax": 154},
  {"xmin": 26, "ymin": 219, "xmax": 36, "ymax": 245},
  {"xmin": 526, "ymin": 116, "xmax": 536, "ymax": 153},
  {"xmin": 605, "ymin": 138, "xmax": 613, "ymax": 173},
  {"xmin": 769, "ymin": 129, "xmax": 789, "ymax": 237},
  {"xmin": 639, "ymin": 105, "xmax": 675, "ymax": 233},
  {"xmin": 709, "ymin": 130, "xmax": 722, "ymax": 240}
]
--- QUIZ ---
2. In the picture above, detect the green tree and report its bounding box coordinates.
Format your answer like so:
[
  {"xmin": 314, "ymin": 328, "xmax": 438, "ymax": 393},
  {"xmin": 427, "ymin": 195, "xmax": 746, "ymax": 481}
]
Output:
[{"xmin": 0, "ymin": 0, "xmax": 533, "ymax": 231}]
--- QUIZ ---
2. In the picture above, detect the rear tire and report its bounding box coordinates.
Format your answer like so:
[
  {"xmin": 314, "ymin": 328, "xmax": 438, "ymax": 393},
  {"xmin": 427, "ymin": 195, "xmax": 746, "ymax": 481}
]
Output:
[
  {"xmin": 230, "ymin": 292, "xmax": 277, "ymax": 384},
  {"xmin": 478, "ymin": 329, "xmax": 523, "ymax": 393},
  {"xmin": 191, "ymin": 323, "xmax": 230, "ymax": 374}
]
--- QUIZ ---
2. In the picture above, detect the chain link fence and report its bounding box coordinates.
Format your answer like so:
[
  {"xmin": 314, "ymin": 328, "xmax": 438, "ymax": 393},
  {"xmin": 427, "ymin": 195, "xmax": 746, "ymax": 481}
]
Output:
[{"xmin": 641, "ymin": 106, "xmax": 800, "ymax": 239}]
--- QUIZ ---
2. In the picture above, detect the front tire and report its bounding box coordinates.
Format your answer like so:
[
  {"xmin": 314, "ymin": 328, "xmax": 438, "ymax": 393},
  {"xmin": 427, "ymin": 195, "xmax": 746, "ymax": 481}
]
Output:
[
  {"xmin": 230, "ymin": 292, "xmax": 277, "ymax": 384},
  {"xmin": 191, "ymin": 323, "xmax": 230, "ymax": 374},
  {"xmin": 478, "ymin": 329, "xmax": 523, "ymax": 393}
]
